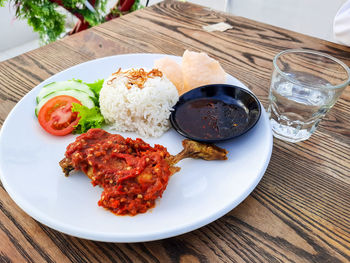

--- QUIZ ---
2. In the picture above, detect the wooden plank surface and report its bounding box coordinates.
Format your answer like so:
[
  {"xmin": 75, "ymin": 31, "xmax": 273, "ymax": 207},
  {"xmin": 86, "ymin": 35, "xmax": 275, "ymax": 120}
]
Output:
[{"xmin": 0, "ymin": 0, "xmax": 349, "ymax": 262}]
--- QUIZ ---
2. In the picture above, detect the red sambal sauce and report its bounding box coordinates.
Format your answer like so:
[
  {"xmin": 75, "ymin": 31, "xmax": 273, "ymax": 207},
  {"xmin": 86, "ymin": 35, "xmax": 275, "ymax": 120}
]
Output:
[{"xmin": 65, "ymin": 128, "xmax": 172, "ymax": 216}]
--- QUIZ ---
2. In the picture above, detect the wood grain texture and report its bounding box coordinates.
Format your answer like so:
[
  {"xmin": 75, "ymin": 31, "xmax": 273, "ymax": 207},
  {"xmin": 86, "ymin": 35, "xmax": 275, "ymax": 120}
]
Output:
[{"xmin": 0, "ymin": 0, "xmax": 349, "ymax": 262}]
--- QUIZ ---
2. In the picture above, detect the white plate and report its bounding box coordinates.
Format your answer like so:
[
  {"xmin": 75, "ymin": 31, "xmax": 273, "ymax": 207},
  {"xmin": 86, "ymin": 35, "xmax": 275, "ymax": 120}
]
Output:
[{"xmin": 0, "ymin": 54, "xmax": 272, "ymax": 242}]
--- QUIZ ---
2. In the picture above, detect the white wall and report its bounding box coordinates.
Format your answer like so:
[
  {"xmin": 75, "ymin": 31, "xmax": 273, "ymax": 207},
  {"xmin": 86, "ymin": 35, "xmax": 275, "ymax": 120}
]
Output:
[
  {"xmin": 228, "ymin": 0, "xmax": 347, "ymax": 43},
  {"xmin": 0, "ymin": 2, "xmax": 39, "ymax": 52}
]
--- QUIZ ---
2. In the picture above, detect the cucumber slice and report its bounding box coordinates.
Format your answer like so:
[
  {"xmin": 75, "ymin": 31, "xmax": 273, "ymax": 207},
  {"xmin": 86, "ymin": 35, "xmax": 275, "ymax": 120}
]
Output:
[
  {"xmin": 35, "ymin": 89, "xmax": 95, "ymax": 116},
  {"xmin": 36, "ymin": 80, "xmax": 96, "ymax": 104}
]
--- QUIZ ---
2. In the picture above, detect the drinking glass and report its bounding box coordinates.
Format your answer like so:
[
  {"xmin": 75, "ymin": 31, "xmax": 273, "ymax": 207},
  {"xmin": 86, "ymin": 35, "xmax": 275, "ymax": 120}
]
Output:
[{"xmin": 268, "ymin": 49, "xmax": 350, "ymax": 143}]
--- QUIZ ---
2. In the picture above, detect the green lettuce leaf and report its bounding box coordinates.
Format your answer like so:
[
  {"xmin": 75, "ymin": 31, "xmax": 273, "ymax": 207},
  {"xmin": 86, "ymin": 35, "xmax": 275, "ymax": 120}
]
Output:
[
  {"xmin": 72, "ymin": 103, "xmax": 105, "ymax": 134},
  {"xmin": 85, "ymin": 79, "xmax": 104, "ymax": 99}
]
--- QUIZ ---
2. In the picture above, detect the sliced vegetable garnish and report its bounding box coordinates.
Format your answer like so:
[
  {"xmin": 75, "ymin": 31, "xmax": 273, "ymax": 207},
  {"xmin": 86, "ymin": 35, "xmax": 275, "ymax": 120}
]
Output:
[
  {"xmin": 36, "ymin": 79, "xmax": 105, "ymax": 135},
  {"xmin": 38, "ymin": 95, "xmax": 82, "ymax": 136},
  {"xmin": 36, "ymin": 80, "xmax": 95, "ymax": 103},
  {"xmin": 35, "ymin": 89, "xmax": 96, "ymax": 116}
]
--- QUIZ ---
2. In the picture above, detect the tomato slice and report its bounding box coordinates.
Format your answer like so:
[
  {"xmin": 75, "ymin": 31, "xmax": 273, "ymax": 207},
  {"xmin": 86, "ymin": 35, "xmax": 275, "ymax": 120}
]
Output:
[{"xmin": 38, "ymin": 95, "xmax": 81, "ymax": 136}]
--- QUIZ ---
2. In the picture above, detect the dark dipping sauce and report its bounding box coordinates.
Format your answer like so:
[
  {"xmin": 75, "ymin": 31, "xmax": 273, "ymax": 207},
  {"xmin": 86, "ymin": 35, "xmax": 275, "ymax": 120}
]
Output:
[{"xmin": 174, "ymin": 98, "xmax": 248, "ymax": 141}]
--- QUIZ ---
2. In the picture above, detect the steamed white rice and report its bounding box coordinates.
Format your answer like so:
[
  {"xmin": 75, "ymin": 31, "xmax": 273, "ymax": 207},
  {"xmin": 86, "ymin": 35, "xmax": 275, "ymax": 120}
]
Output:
[{"xmin": 99, "ymin": 69, "xmax": 179, "ymax": 137}]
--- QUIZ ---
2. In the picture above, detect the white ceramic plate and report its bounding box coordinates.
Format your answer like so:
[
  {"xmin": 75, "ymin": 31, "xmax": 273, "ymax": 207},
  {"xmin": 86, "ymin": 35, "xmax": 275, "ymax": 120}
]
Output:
[{"xmin": 0, "ymin": 54, "xmax": 272, "ymax": 242}]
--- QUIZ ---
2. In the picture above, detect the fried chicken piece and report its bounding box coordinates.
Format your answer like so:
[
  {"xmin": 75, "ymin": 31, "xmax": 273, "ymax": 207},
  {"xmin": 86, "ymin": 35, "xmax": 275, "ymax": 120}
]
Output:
[
  {"xmin": 60, "ymin": 128, "xmax": 227, "ymax": 215},
  {"xmin": 168, "ymin": 139, "xmax": 228, "ymax": 165}
]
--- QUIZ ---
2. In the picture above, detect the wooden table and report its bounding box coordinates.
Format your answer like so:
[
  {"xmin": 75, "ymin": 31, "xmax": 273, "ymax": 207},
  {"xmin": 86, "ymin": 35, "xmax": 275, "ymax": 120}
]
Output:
[{"xmin": 1, "ymin": 1, "xmax": 349, "ymax": 262}]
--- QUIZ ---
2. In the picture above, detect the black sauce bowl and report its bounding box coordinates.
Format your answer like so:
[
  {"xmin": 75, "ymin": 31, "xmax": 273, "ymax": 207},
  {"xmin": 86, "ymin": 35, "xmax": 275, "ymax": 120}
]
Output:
[{"xmin": 170, "ymin": 84, "xmax": 262, "ymax": 143}]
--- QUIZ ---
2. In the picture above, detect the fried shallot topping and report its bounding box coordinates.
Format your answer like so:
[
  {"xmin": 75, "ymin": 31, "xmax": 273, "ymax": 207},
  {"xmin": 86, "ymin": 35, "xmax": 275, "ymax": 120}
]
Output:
[{"xmin": 108, "ymin": 68, "xmax": 163, "ymax": 89}]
